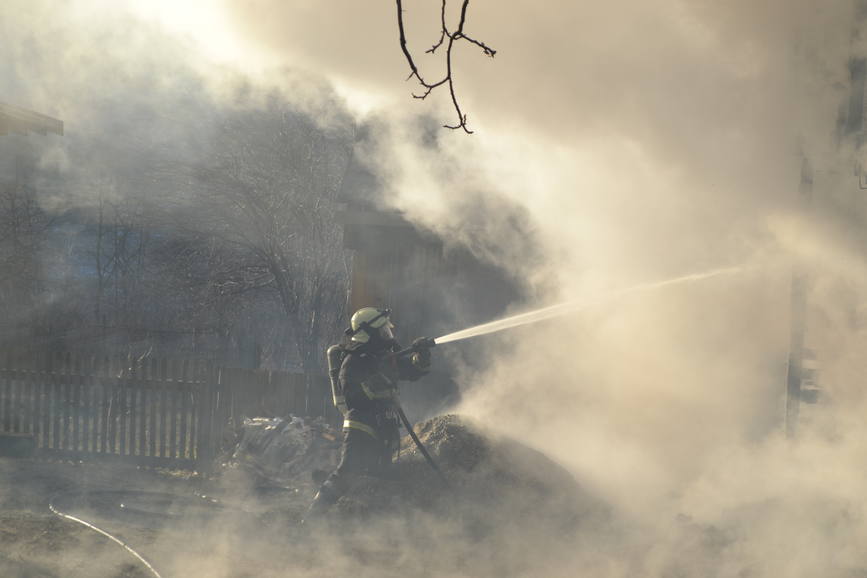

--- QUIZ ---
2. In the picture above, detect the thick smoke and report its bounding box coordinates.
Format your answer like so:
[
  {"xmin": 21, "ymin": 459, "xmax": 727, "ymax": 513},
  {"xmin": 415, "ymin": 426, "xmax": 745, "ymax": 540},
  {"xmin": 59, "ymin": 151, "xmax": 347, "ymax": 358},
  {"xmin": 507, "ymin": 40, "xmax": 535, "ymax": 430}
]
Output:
[
  {"xmin": 228, "ymin": 1, "xmax": 867, "ymax": 576},
  {"xmin": 6, "ymin": 0, "xmax": 867, "ymax": 576},
  {"xmin": 0, "ymin": 0, "xmax": 357, "ymax": 369}
]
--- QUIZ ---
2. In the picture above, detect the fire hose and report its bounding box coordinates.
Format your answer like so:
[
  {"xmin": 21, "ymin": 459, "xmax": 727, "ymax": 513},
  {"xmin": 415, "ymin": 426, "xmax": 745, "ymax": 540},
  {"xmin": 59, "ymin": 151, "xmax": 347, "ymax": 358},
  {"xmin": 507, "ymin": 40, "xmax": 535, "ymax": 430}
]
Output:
[
  {"xmin": 48, "ymin": 493, "xmax": 163, "ymax": 578},
  {"xmin": 395, "ymin": 403, "xmax": 449, "ymax": 487},
  {"xmin": 392, "ymin": 338, "xmax": 450, "ymax": 487}
]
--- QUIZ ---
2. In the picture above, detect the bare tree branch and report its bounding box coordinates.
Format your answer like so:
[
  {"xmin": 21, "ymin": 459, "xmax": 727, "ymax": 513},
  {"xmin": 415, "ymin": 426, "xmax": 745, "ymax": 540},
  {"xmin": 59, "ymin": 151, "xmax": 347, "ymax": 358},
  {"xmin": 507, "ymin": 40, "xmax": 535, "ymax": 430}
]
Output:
[
  {"xmin": 426, "ymin": 0, "xmax": 448, "ymax": 54},
  {"xmin": 396, "ymin": 0, "xmax": 496, "ymax": 133}
]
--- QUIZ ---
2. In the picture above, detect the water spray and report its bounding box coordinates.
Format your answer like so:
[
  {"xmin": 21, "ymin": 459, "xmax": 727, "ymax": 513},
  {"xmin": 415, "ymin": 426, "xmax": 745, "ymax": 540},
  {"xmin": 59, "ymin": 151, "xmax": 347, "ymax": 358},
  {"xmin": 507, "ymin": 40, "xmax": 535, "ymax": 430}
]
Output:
[
  {"xmin": 417, "ymin": 264, "xmax": 748, "ymax": 349},
  {"xmin": 392, "ymin": 264, "xmax": 747, "ymax": 483}
]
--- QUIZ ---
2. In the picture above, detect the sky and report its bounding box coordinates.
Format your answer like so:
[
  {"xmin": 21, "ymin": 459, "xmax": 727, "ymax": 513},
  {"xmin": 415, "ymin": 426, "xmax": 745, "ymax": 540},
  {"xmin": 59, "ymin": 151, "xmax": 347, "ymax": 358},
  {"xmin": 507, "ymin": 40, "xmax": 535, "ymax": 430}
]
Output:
[{"xmin": 6, "ymin": 1, "xmax": 867, "ymax": 576}]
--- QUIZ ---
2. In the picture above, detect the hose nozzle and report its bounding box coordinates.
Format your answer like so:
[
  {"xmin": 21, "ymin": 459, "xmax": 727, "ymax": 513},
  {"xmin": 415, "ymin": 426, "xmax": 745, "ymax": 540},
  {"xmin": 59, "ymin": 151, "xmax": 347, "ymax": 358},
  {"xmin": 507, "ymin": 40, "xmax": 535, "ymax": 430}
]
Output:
[
  {"xmin": 394, "ymin": 336, "xmax": 437, "ymax": 358},
  {"xmin": 412, "ymin": 337, "xmax": 437, "ymax": 350}
]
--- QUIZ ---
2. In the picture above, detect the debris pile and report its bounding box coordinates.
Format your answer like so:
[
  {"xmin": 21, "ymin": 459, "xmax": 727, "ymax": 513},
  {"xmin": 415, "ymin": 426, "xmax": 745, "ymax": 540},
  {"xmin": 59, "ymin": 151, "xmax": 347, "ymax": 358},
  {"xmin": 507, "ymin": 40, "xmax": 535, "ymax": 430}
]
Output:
[
  {"xmin": 335, "ymin": 414, "xmax": 606, "ymax": 530},
  {"xmin": 221, "ymin": 413, "xmax": 608, "ymax": 576},
  {"xmin": 321, "ymin": 414, "xmax": 609, "ymax": 578},
  {"xmin": 228, "ymin": 416, "xmax": 340, "ymax": 487},
  {"xmin": 225, "ymin": 413, "xmax": 605, "ymax": 532}
]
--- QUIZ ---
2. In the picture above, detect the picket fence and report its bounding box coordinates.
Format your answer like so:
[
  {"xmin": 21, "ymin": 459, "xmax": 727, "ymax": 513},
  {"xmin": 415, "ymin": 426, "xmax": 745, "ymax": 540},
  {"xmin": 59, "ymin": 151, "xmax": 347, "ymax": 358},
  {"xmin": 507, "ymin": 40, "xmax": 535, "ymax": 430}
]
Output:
[{"xmin": 0, "ymin": 352, "xmax": 334, "ymax": 469}]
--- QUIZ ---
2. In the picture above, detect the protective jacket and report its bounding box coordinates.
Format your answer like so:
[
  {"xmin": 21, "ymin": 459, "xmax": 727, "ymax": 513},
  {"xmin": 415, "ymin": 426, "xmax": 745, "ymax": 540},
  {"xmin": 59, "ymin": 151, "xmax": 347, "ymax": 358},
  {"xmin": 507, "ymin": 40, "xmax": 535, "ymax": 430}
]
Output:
[
  {"xmin": 342, "ymin": 342, "xmax": 426, "ymax": 413},
  {"xmin": 338, "ymin": 341, "xmax": 427, "ymax": 470}
]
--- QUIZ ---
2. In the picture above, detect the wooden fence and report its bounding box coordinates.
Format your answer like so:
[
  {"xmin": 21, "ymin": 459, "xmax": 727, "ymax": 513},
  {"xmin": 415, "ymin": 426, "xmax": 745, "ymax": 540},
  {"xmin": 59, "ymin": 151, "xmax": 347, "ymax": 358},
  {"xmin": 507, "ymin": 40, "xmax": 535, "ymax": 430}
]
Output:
[
  {"xmin": 0, "ymin": 352, "xmax": 334, "ymax": 470},
  {"xmin": 217, "ymin": 367, "xmax": 339, "ymax": 428}
]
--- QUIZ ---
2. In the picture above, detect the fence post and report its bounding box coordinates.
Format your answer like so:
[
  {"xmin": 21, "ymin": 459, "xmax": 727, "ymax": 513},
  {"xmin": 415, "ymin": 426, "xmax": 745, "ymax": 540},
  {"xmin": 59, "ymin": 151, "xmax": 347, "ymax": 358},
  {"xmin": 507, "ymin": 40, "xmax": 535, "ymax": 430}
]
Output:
[{"xmin": 195, "ymin": 364, "xmax": 219, "ymax": 474}]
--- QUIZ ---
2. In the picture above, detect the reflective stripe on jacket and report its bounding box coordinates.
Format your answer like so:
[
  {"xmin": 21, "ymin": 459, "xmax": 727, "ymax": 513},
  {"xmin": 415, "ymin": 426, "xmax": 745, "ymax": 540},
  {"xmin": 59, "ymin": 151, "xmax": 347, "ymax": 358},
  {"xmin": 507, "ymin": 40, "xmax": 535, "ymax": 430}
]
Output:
[{"xmin": 343, "ymin": 419, "xmax": 378, "ymax": 439}]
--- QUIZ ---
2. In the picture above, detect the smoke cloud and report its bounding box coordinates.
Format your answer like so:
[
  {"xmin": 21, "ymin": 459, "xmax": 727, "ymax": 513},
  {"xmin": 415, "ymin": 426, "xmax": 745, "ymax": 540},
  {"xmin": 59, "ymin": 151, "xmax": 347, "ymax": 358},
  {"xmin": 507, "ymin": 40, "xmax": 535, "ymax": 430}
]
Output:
[
  {"xmin": 6, "ymin": 0, "xmax": 867, "ymax": 575},
  {"xmin": 226, "ymin": 1, "xmax": 867, "ymax": 576}
]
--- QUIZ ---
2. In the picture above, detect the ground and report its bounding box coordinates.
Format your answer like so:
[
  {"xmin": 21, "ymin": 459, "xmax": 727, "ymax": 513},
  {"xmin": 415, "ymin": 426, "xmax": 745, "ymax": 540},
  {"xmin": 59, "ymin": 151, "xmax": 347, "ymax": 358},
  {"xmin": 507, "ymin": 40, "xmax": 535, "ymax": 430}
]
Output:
[
  {"xmin": 0, "ymin": 456, "xmax": 312, "ymax": 578},
  {"xmin": 0, "ymin": 458, "xmax": 162, "ymax": 577},
  {"xmin": 0, "ymin": 415, "xmax": 604, "ymax": 577}
]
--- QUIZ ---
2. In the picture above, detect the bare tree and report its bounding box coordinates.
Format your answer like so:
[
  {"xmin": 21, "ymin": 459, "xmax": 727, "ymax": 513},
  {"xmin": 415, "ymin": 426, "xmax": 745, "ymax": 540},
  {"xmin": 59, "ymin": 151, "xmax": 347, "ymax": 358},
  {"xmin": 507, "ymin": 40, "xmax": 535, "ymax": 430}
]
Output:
[
  {"xmin": 396, "ymin": 0, "xmax": 496, "ymax": 133},
  {"xmin": 91, "ymin": 195, "xmax": 152, "ymax": 326},
  {"xmin": 0, "ymin": 180, "xmax": 51, "ymax": 324},
  {"xmin": 186, "ymin": 102, "xmax": 353, "ymax": 372}
]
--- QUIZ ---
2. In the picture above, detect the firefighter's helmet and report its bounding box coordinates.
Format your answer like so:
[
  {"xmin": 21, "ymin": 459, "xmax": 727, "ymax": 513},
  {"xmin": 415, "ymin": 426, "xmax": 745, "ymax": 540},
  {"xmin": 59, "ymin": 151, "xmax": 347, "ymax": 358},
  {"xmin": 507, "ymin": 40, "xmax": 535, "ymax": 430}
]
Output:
[{"xmin": 349, "ymin": 307, "xmax": 394, "ymax": 344}]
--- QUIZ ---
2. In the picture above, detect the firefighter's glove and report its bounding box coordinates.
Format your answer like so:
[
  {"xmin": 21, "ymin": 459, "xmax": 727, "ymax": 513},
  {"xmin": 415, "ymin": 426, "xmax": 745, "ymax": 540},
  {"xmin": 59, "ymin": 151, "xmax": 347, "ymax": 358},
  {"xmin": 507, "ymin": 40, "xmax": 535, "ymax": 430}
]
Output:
[{"xmin": 410, "ymin": 337, "xmax": 432, "ymax": 371}]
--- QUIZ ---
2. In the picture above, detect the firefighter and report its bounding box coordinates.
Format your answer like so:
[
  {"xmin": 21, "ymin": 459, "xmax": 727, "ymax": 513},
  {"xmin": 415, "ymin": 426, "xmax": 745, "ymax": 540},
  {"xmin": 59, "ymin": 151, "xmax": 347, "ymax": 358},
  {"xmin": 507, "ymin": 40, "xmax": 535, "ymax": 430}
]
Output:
[{"xmin": 307, "ymin": 307, "xmax": 431, "ymax": 517}]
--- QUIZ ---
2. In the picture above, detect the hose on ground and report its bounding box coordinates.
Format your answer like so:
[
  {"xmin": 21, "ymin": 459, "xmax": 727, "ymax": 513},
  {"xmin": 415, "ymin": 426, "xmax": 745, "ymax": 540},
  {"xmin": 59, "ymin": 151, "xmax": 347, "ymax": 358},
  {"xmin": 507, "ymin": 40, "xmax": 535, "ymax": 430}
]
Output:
[{"xmin": 48, "ymin": 493, "xmax": 163, "ymax": 578}]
